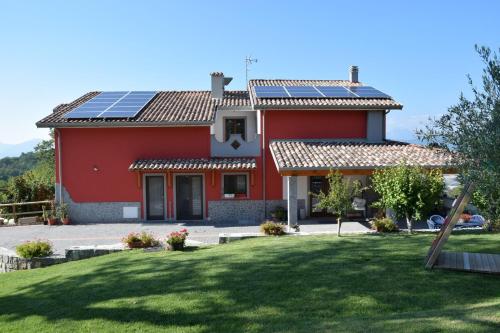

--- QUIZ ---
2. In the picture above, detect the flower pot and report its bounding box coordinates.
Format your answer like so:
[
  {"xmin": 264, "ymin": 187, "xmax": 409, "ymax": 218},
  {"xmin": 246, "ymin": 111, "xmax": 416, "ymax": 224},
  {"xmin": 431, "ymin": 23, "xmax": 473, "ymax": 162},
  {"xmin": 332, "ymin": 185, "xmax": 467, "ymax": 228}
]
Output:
[
  {"xmin": 62, "ymin": 217, "xmax": 71, "ymax": 225},
  {"xmin": 128, "ymin": 241, "xmax": 144, "ymax": 249},
  {"xmin": 169, "ymin": 242, "xmax": 185, "ymax": 251},
  {"xmin": 47, "ymin": 218, "xmax": 58, "ymax": 225}
]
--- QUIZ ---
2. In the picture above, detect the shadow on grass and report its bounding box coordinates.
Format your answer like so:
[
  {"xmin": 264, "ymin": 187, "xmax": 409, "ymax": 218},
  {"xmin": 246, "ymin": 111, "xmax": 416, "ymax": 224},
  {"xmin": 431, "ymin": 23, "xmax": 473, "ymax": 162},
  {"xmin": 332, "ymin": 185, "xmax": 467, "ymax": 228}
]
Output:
[{"xmin": 0, "ymin": 234, "xmax": 499, "ymax": 332}]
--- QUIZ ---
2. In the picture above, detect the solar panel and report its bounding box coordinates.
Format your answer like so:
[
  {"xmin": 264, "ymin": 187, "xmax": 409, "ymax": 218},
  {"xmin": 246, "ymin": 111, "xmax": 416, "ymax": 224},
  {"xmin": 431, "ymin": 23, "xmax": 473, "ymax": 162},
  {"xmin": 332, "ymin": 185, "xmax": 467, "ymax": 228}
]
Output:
[
  {"xmin": 347, "ymin": 86, "xmax": 391, "ymax": 98},
  {"xmin": 316, "ymin": 86, "xmax": 357, "ymax": 98},
  {"xmin": 253, "ymin": 86, "xmax": 289, "ymax": 98},
  {"xmin": 253, "ymin": 85, "xmax": 391, "ymax": 99},
  {"xmin": 64, "ymin": 91, "xmax": 157, "ymax": 119},
  {"xmin": 285, "ymin": 86, "xmax": 323, "ymax": 98}
]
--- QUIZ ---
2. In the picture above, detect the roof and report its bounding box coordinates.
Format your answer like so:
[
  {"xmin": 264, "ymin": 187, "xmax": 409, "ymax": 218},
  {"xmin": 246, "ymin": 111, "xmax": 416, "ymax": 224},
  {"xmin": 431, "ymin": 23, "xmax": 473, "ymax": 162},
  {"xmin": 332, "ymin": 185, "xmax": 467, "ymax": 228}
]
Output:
[
  {"xmin": 269, "ymin": 140, "xmax": 454, "ymax": 172},
  {"xmin": 248, "ymin": 79, "xmax": 403, "ymax": 110},
  {"xmin": 129, "ymin": 157, "xmax": 257, "ymax": 171},
  {"xmin": 37, "ymin": 90, "xmax": 250, "ymax": 128}
]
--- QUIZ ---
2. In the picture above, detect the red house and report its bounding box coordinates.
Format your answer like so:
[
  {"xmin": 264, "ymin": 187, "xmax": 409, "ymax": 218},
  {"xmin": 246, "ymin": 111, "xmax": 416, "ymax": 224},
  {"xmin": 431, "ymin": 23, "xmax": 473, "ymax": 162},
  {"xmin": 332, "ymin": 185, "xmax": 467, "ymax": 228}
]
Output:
[{"xmin": 37, "ymin": 67, "xmax": 452, "ymax": 225}]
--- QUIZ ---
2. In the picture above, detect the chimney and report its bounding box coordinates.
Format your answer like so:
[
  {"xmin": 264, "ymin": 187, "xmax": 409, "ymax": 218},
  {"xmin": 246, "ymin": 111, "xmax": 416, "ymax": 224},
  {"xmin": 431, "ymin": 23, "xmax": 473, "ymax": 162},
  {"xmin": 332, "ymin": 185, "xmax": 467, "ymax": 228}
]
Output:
[
  {"xmin": 210, "ymin": 72, "xmax": 233, "ymax": 99},
  {"xmin": 349, "ymin": 65, "xmax": 359, "ymax": 83}
]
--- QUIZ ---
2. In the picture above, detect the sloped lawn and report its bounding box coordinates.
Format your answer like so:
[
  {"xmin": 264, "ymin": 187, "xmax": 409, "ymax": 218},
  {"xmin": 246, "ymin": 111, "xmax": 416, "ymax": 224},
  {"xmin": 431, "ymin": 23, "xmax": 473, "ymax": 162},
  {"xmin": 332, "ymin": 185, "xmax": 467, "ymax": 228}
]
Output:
[{"xmin": 0, "ymin": 232, "xmax": 499, "ymax": 332}]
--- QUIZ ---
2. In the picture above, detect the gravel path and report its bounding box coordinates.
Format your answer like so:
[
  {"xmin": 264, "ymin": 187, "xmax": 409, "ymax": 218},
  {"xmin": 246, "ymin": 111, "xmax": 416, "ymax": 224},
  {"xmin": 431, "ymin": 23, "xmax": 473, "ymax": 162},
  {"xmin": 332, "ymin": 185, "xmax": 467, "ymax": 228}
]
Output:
[{"xmin": 0, "ymin": 221, "xmax": 372, "ymax": 255}]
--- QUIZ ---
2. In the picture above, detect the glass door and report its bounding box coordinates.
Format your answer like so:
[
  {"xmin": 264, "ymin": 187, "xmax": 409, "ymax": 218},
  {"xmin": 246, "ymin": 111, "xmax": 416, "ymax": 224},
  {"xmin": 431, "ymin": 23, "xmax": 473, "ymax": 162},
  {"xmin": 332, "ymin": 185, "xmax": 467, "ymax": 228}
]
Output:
[
  {"xmin": 146, "ymin": 175, "xmax": 165, "ymax": 220},
  {"xmin": 309, "ymin": 176, "xmax": 331, "ymax": 217},
  {"xmin": 176, "ymin": 175, "xmax": 203, "ymax": 220}
]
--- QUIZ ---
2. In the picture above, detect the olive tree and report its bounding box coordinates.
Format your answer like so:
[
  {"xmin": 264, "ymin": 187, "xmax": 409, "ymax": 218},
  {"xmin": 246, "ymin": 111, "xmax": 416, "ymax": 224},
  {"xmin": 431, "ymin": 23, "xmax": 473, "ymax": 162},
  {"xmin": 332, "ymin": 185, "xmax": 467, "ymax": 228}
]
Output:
[
  {"xmin": 418, "ymin": 45, "xmax": 499, "ymax": 228},
  {"xmin": 314, "ymin": 170, "xmax": 362, "ymax": 236},
  {"xmin": 371, "ymin": 164, "xmax": 444, "ymax": 233}
]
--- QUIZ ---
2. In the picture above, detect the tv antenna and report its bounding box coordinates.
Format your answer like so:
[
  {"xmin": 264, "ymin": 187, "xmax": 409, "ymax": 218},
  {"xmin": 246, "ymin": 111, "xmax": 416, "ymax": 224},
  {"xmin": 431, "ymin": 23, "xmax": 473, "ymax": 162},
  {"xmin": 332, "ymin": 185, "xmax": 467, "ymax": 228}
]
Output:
[{"xmin": 245, "ymin": 56, "xmax": 258, "ymax": 85}]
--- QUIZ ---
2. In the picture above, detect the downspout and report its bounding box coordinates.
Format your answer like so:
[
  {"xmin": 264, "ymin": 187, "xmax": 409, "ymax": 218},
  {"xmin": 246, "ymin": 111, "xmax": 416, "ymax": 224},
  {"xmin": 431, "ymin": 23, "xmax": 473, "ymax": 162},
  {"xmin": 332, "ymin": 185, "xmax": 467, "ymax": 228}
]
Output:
[
  {"xmin": 262, "ymin": 109, "xmax": 266, "ymax": 218},
  {"xmin": 56, "ymin": 128, "xmax": 63, "ymax": 204}
]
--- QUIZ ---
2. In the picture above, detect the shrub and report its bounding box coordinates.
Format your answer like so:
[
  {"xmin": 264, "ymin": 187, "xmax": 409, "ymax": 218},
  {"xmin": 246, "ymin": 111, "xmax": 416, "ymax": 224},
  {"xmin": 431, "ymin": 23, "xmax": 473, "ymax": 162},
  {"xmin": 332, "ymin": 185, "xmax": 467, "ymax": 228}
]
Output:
[
  {"xmin": 260, "ymin": 221, "xmax": 285, "ymax": 236},
  {"xmin": 16, "ymin": 240, "xmax": 53, "ymax": 258},
  {"xmin": 122, "ymin": 232, "xmax": 160, "ymax": 249},
  {"xmin": 271, "ymin": 206, "xmax": 287, "ymax": 221},
  {"xmin": 166, "ymin": 229, "xmax": 189, "ymax": 250},
  {"xmin": 371, "ymin": 217, "xmax": 399, "ymax": 233}
]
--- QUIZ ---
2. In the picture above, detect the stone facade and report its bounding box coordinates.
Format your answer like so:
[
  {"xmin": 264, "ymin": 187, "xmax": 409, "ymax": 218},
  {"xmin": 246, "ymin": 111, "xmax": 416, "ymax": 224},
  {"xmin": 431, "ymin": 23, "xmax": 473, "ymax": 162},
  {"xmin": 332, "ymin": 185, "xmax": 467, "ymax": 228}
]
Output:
[
  {"xmin": 208, "ymin": 199, "xmax": 306, "ymax": 224},
  {"xmin": 60, "ymin": 186, "xmax": 141, "ymax": 223}
]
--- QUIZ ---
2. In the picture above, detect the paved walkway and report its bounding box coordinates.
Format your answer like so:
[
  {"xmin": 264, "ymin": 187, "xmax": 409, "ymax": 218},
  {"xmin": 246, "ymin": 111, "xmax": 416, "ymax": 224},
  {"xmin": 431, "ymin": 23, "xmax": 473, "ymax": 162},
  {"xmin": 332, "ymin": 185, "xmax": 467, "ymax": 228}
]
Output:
[{"xmin": 0, "ymin": 220, "xmax": 371, "ymax": 255}]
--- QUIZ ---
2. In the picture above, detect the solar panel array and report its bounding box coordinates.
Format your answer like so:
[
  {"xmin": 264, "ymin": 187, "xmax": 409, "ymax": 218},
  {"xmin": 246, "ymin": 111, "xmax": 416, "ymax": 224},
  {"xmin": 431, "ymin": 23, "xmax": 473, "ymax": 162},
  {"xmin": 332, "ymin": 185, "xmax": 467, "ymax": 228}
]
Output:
[
  {"xmin": 64, "ymin": 91, "xmax": 157, "ymax": 119},
  {"xmin": 253, "ymin": 86, "xmax": 390, "ymax": 99}
]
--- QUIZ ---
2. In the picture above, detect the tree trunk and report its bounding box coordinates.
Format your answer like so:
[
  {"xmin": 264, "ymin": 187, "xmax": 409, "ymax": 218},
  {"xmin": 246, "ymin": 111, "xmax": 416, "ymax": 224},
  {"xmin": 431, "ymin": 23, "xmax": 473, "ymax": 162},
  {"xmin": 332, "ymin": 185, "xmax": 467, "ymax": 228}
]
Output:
[
  {"xmin": 337, "ymin": 217, "xmax": 341, "ymax": 236},
  {"xmin": 406, "ymin": 216, "xmax": 413, "ymax": 233}
]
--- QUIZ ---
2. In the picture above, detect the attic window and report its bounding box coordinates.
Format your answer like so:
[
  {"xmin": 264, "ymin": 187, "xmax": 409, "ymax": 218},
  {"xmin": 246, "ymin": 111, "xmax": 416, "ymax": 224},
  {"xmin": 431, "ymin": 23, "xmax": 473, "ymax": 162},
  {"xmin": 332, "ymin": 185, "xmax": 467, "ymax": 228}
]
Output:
[{"xmin": 225, "ymin": 118, "xmax": 246, "ymax": 142}]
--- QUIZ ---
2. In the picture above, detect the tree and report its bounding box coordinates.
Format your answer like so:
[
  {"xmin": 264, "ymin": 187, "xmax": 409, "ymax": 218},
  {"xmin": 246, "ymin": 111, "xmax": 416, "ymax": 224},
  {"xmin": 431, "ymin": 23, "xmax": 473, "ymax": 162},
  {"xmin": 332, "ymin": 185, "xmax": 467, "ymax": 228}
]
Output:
[
  {"xmin": 34, "ymin": 129, "xmax": 55, "ymax": 184},
  {"xmin": 313, "ymin": 170, "xmax": 362, "ymax": 236},
  {"xmin": 418, "ymin": 45, "xmax": 500, "ymax": 228},
  {"xmin": 371, "ymin": 164, "xmax": 444, "ymax": 233}
]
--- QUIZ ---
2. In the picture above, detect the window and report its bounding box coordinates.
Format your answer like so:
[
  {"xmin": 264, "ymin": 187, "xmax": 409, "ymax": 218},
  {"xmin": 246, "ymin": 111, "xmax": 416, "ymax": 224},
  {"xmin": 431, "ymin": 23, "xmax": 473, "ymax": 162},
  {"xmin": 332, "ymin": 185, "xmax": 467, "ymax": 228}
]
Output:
[
  {"xmin": 223, "ymin": 174, "xmax": 248, "ymax": 198},
  {"xmin": 225, "ymin": 118, "xmax": 246, "ymax": 141}
]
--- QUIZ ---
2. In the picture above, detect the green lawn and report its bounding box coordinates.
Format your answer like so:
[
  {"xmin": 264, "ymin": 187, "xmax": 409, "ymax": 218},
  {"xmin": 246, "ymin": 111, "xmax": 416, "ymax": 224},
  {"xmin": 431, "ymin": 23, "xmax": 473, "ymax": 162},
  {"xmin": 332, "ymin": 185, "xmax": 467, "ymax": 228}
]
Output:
[{"xmin": 1, "ymin": 233, "xmax": 499, "ymax": 333}]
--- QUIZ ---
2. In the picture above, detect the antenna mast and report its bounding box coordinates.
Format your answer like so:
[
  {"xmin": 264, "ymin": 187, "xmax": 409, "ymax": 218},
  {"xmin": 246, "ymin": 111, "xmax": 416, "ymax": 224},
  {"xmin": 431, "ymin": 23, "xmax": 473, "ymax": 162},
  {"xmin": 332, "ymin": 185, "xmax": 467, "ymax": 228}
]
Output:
[{"xmin": 245, "ymin": 56, "xmax": 258, "ymax": 86}]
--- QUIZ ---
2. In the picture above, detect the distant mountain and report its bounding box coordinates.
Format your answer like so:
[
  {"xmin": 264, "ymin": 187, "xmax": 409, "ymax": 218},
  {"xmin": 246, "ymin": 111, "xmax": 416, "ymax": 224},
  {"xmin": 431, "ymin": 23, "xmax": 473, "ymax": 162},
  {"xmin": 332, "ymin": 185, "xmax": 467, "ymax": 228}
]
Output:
[{"xmin": 0, "ymin": 139, "xmax": 42, "ymax": 158}]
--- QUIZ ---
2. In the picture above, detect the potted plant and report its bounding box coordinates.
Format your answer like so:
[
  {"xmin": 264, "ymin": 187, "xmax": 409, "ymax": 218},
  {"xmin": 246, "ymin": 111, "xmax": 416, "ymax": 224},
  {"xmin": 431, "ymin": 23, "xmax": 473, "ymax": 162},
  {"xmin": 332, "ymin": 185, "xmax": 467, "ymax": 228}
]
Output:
[
  {"xmin": 166, "ymin": 229, "xmax": 189, "ymax": 251},
  {"xmin": 122, "ymin": 232, "xmax": 144, "ymax": 248},
  {"xmin": 57, "ymin": 203, "xmax": 70, "ymax": 225},
  {"xmin": 47, "ymin": 210, "xmax": 58, "ymax": 225}
]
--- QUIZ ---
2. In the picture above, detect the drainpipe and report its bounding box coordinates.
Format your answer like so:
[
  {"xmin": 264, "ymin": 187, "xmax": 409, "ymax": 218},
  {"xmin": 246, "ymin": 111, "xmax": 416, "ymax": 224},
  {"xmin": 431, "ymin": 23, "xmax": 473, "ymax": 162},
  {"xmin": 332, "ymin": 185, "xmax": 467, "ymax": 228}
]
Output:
[
  {"xmin": 262, "ymin": 109, "xmax": 267, "ymax": 218},
  {"xmin": 56, "ymin": 128, "xmax": 63, "ymax": 204}
]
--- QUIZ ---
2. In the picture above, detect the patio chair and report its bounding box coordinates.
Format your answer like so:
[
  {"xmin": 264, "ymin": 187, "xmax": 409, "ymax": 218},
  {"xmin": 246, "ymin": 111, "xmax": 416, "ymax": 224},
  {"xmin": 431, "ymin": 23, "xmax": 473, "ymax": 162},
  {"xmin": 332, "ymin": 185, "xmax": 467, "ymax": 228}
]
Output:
[
  {"xmin": 470, "ymin": 215, "xmax": 485, "ymax": 226},
  {"xmin": 352, "ymin": 197, "xmax": 366, "ymax": 218},
  {"xmin": 427, "ymin": 215, "xmax": 444, "ymax": 229}
]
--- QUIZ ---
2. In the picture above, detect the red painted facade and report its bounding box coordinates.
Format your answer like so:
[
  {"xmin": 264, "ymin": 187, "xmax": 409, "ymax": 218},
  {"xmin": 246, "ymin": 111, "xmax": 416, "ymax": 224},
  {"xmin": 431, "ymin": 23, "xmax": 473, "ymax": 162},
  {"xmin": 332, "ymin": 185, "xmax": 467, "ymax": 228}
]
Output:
[
  {"xmin": 262, "ymin": 110, "xmax": 367, "ymax": 200},
  {"xmin": 56, "ymin": 109, "xmax": 367, "ymax": 220},
  {"xmin": 57, "ymin": 127, "xmax": 263, "ymax": 219}
]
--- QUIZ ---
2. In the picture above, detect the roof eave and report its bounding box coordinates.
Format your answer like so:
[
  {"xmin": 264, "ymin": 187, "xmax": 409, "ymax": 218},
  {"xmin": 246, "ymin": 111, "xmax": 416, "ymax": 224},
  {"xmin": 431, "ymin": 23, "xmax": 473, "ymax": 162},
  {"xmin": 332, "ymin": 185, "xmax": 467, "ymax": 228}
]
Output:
[
  {"xmin": 36, "ymin": 120, "xmax": 214, "ymax": 129},
  {"xmin": 252, "ymin": 103, "xmax": 403, "ymax": 110}
]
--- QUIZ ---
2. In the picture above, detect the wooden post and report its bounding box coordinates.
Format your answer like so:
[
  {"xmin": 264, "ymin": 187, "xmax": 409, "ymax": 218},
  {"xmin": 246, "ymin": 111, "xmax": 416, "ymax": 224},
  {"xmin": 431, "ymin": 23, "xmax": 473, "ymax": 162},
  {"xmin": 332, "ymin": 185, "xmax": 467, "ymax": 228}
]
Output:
[
  {"xmin": 12, "ymin": 204, "xmax": 16, "ymax": 223},
  {"xmin": 137, "ymin": 172, "xmax": 142, "ymax": 189},
  {"xmin": 250, "ymin": 171, "xmax": 255, "ymax": 186},
  {"xmin": 167, "ymin": 171, "xmax": 171, "ymax": 188},
  {"xmin": 211, "ymin": 171, "xmax": 215, "ymax": 187}
]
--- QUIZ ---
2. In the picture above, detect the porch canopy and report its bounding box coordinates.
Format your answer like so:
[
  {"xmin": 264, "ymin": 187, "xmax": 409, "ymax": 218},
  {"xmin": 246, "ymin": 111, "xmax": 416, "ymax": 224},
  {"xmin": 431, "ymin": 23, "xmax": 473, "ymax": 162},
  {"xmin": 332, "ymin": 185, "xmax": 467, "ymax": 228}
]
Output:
[
  {"xmin": 129, "ymin": 157, "xmax": 257, "ymax": 188},
  {"xmin": 270, "ymin": 139, "xmax": 454, "ymax": 176},
  {"xmin": 129, "ymin": 157, "xmax": 257, "ymax": 171},
  {"xmin": 269, "ymin": 139, "xmax": 455, "ymax": 228}
]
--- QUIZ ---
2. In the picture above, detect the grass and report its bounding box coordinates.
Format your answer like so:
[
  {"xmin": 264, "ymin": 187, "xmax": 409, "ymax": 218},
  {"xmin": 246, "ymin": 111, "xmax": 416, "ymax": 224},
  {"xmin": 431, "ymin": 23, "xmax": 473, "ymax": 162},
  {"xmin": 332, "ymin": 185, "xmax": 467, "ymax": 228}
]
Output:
[{"xmin": 0, "ymin": 232, "xmax": 499, "ymax": 332}]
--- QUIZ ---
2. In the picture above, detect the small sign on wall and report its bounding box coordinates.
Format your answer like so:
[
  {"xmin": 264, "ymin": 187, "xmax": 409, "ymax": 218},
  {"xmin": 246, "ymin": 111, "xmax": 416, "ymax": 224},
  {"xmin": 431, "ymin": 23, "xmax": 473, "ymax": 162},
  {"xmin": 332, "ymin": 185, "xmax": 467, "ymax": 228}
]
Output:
[{"xmin": 123, "ymin": 207, "xmax": 139, "ymax": 219}]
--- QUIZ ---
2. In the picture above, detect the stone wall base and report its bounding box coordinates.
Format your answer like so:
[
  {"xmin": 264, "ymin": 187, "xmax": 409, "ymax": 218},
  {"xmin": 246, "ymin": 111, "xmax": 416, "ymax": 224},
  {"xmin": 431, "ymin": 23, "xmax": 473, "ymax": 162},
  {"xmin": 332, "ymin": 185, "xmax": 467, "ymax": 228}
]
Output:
[
  {"xmin": 208, "ymin": 199, "xmax": 306, "ymax": 224},
  {"xmin": 60, "ymin": 186, "xmax": 141, "ymax": 223}
]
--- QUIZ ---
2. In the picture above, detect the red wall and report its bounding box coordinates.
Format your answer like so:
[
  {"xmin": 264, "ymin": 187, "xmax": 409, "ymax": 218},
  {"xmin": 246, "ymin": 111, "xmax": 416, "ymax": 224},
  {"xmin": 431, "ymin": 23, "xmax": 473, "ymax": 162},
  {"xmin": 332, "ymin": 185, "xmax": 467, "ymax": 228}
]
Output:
[
  {"xmin": 58, "ymin": 127, "xmax": 262, "ymax": 219},
  {"xmin": 263, "ymin": 110, "xmax": 367, "ymax": 199},
  {"xmin": 57, "ymin": 110, "xmax": 366, "ymax": 219}
]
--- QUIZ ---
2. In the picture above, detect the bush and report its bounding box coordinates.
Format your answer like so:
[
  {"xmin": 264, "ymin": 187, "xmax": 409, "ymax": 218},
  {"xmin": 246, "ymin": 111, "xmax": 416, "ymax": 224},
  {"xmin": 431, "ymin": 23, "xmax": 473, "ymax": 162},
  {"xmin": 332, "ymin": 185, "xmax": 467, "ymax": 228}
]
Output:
[
  {"xmin": 371, "ymin": 217, "xmax": 399, "ymax": 233},
  {"xmin": 166, "ymin": 229, "xmax": 189, "ymax": 250},
  {"xmin": 271, "ymin": 206, "xmax": 287, "ymax": 221},
  {"xmin": 16, "ymin": 240, "xmax": 53, "ymax": 258},
  {"xmin": 260, "ymin": 221, "xmax": 286, "ymax": 236},
  {"xmin": 122, "ymin": 232, "xmax": 160, "ymax": 249}
]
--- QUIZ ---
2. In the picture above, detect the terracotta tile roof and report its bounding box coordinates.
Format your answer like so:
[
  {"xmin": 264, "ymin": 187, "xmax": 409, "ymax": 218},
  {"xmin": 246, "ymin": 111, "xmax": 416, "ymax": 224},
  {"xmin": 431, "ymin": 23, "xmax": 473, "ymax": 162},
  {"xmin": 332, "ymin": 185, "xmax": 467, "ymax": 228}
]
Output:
[
  {"xmin": 37, "ymin": 90, "xmax": 250, "ymax": 127},
  {"xmin": 248, "ymin": 79, "xmax": 403, "ymax": 110},
  {"xmin": 269, "ymin": 140, "xmax": 453, "ymax": 171},
  {"xmin": 129, "ymin": 157, "xmax": 257, "ymax": 171}
]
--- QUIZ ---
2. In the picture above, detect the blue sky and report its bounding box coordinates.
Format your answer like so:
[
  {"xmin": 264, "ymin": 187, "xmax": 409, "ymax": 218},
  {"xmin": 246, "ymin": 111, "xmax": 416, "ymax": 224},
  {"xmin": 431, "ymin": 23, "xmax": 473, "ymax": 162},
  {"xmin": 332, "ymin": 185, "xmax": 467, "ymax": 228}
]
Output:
[{"xmin": 0, "ymin": 0, "xmax": 498, "ymax": 144}]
